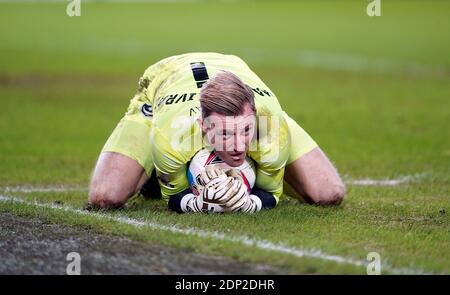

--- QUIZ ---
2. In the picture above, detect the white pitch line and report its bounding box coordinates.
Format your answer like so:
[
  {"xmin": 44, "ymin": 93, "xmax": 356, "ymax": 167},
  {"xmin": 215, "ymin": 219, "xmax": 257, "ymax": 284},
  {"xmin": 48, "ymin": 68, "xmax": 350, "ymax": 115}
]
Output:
[
  {"xmin": 0, "ymin": 173, "xmax": 428, "ymax": 194},
  {"xmin": 0, "ymin": 185, "xmax": 87, "ymax": 193},
  {"xmin": 345, "ymin": 173, "xmax": 428, "ymax": 187},
  {"xmin": 347, "ymin": 179, "xmax": 408, "ymax": 186},
  {"xmin": 0, "ymin": 194, "xmax": 430, "ymax": 275}
]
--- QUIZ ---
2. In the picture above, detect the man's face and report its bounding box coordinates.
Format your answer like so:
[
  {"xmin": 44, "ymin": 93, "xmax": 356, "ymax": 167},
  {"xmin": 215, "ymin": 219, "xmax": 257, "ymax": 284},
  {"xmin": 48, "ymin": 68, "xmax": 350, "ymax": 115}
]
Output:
[{"xmin": 201, "ymin": 103, "xmax": 256, "ymax": 167}]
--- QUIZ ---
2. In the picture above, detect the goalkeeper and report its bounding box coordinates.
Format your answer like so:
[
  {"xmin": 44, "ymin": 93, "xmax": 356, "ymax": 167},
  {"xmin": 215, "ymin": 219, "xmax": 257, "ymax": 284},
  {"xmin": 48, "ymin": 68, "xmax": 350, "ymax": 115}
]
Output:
[{"xmin": 87, "ymin": 52, "xmax": 345, "ymax": 213}]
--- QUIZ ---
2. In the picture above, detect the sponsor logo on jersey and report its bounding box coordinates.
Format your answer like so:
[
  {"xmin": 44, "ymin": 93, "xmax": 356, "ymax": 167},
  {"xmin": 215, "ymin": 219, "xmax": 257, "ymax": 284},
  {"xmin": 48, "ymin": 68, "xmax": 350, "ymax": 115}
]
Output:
[
  {"xmin": 251, "ymin": 87, "xmax": 272, "ymax": 97},
  {"xmin": 156, "ymin": 92, "xmax": 197, "ymax": 108},
  {"xmin": 141, "ymin": 103, "xmax": 153, "ymax": 117}
]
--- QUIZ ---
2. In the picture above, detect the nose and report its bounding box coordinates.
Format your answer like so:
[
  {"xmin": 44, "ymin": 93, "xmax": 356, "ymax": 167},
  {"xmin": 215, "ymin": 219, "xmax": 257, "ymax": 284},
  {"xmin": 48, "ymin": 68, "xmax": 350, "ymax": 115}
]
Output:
[{"xmin": 233, "ymin": 134, "xmax": 247, "ymax": 152}]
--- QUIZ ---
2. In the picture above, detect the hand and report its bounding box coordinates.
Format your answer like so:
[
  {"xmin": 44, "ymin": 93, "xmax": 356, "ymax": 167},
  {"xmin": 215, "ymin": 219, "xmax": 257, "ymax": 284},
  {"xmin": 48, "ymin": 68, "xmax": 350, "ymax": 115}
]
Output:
[
  {"xmin": 195, "ymin": 176, "xmax": 261, "ymax": 213},
  {"xmin": 200, "ymin": 166, "xmax": 226, "ymax": 185},
  {"xmin": 185, "ymin": 174, "xmax": 229, "ymax": 213},
  {"xmin": 202, "ymin": 176, "xmax": 253, "ymax": 212},
  {"xmin": 228, "ymin": 194, "xmax": 261, "ymax": 213},
  {"xmin": 196, "ymin": 166, "xmax": 226, "ymax": 194},
  {"xmin": 219, "ymin": 177, "xmax": 262, "ymax": 213},
  {"xmin": 220, "ymin": 177, "xmax": 249, "ymax": 211},
  {"xmin": 197, "ymin": 168, "xmax": 262, "ymax": 213},
  {"xmin": 201, "ymin": 174, "xmax": 234, "ymax": 205}
]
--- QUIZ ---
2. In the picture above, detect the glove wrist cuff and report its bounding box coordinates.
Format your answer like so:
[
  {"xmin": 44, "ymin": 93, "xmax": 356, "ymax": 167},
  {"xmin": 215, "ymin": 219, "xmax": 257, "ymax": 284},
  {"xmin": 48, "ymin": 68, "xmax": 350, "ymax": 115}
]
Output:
[
  {"xmin": 249, "ymin": 194, "xmax": 263, "ymax": 212},
  {"xmin": 181, "ymin": 193, "xmax": 202, "ymax": 213}
]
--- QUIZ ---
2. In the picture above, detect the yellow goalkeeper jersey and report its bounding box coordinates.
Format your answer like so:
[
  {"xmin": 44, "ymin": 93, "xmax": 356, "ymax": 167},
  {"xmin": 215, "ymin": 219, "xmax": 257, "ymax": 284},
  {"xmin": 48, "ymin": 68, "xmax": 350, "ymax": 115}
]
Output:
[{"xmin": 135, "ymin": 52, "xmax": 291, "ymax": 201}]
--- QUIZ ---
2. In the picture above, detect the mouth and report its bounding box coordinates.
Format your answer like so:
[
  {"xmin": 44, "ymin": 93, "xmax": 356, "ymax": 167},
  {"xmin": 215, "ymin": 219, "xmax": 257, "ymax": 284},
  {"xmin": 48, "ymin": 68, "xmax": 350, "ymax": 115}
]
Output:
[{"xmin": 229, "ymin": 152, "xmax": 244, "ymax": 161}]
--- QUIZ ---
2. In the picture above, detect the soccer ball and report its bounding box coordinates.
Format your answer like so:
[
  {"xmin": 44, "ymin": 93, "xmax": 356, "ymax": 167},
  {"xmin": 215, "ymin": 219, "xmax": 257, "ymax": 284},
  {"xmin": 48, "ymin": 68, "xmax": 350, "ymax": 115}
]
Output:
[{"xmin": 187, "ymin": 148, "xmax": 256, "ymax": 197}]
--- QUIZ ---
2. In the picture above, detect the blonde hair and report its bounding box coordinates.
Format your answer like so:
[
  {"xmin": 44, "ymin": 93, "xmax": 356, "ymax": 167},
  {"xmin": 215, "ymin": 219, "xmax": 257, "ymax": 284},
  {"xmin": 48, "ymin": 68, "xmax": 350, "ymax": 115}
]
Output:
[{"xmin": 199, "ymin": 71, "xmax": 256, "ymax": 118}]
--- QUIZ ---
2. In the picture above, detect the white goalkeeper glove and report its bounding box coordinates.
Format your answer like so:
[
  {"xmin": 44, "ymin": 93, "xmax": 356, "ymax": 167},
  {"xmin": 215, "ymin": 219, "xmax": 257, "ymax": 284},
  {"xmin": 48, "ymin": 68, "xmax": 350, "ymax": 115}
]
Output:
[
  {"xmin": 200, "ymin": 174, "xmax": 235, "ymax": 205},
  {"xmin": 182, "ymin": 192, "xmax": 207, "ymax": 213},
  {"xmin": 211, "ymin": 169, "xmax": 260, "ymax": 213},
  {"xmin": 181, "ymin": 186, "xmax": 262, "ymax": 213},
  {"xmin": 182, "ymin": 171, "xmax": 229, "ymax": 213},
  {"xmin": 195, "ymin": 166, "xmax": 227, "ymax": 195},
  {"xmin": 182, "ymin": 167, "xmax": 262, "ymax": 213},
  {"xmin": 188, "ymin": 172, "xmax": 247, "ymax": 212},
  {"xmin": 202, "ymin": 169, "xmax": 262, "ymax": 213},
  {"xmin": 220, "ymin": 177, "xmax": 262, "ymax": 213}
]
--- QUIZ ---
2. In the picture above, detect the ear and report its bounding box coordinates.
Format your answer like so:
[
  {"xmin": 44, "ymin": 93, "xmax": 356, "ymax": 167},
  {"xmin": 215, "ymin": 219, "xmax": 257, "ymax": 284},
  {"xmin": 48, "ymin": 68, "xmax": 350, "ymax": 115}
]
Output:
[{"xmin": 197, "ymin": 117, "xmax": 207, "ymax": 133}]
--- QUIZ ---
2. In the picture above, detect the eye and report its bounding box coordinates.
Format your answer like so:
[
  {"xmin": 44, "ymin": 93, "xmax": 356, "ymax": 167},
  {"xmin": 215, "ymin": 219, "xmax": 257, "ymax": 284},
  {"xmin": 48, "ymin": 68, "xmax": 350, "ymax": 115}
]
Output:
[{"xmin": 243, "ymin": 125, "xmax": 253, "ymax": 134}]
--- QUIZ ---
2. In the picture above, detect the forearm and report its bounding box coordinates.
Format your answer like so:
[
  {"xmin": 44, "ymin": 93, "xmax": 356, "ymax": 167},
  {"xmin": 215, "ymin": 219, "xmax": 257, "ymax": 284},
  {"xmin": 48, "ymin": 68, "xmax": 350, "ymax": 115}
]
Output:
[
  {"xmin": 249, "ymin": 187, "xmax": 277, "ymax": 210},
  {"xmin": 168, "ymin": 188, "xmax": 200, "ymax": 213},
  {"xmin": 167, "ymin": 186, "xmax": 277, "ymax": 214}
]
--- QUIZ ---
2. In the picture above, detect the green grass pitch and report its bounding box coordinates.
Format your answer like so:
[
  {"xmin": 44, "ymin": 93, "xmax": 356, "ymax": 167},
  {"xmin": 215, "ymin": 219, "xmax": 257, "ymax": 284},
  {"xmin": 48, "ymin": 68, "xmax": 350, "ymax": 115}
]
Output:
[{"xmin": 0, "ymin": 0, "xmax": 449, "ymax": 274}]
